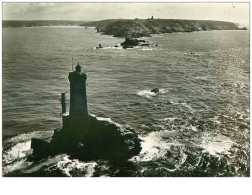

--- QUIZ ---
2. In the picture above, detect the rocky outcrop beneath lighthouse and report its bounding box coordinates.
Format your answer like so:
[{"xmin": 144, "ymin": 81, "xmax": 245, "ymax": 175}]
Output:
[{"xmin": 31, "ymin": 115, "xmax": 142, "ymax": 161}]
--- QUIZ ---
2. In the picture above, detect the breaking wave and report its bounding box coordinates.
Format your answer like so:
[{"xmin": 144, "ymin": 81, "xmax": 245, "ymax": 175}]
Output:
[
  {"xmin": 200, "ymin": 134, "xmax": 234, "ymax": 156},
  {"xmin": 3, "ymin": 131, "xmax": 53, "ymax": 175},
  {"xmin": 137, "ymin": 88, "xmax": 167, "ymax": 98},
  {"xmin": 131, "ymin": 130, "xmax": 184, "ymax": 163},
  {"xmin": 3, "ymin": 131, "xmax": 99, "ymax": 177},
  {"xmin": 93, "ymin": 46, "xmax": 122, "ymax": 50}
]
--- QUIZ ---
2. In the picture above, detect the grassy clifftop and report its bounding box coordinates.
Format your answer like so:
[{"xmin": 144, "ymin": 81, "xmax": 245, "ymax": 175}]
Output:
[{"xmin": 80, "ymin": 19, "xmax": 240, "ymax": 38}]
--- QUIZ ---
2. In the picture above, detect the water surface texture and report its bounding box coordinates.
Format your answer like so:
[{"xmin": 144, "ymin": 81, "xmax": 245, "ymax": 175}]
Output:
[{"xmin": 2, "ymin": 27, "xmax": 250, "ymax": 176}]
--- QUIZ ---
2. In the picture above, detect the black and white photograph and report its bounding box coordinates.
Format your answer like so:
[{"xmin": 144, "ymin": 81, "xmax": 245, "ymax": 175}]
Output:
[{"xmin": 1, "ymin": 1, "xmax": 250, "ymax": 178}]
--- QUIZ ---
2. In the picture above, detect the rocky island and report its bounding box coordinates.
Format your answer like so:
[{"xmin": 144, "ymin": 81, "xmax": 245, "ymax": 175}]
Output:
[
  {"xmin": 120, "ymin": 38, "xmax": 151, "ymax": 49},
  {"xmin": 80, "ymin": 19, "xmax": 243, "ymax": 38}
]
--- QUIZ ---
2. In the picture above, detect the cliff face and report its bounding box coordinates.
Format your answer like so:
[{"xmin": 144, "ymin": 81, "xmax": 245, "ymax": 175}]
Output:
[{"xmin": 80, "ymin": 19, "xmax": 240, "ymax": 38}]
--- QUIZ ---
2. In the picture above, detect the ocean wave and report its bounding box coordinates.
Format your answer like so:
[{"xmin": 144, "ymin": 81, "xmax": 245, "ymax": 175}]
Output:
[
  {"xmin": 137, "ymin": 90, "xmax": 156, "ymax": 98},
  {"xmin": 173, "ymin": 102, "xmax": 195, "ymax": 113},
  {"xmin": 93, "ymin": 46, "xmax": 122, "ymax": 50},
  {"xmin": 130, "ymin": 130, "xmax": 183, "ymax": 162},
  {"xmin": 47, "ymin": 155, "xmax": 97, "ymax": 177},
  {"xmin": 7, "ymin": 153, "xmax": 98, "ymax": 177},
  {"xmin": 200, "ymin": 134, "xmax": 234, "ymax": 156},
  {"xmin": 3, "ymin": 141, "xmax": 31, "ymax": 164},
  {"xmin": 5, "ymin": 131, "xmax": 53, "ymax": 145},
  {"xmin": 3, "ymin": 159, "xmax": 29, "ymax": 175},
  {"xmin": 162, "ymin": 117, "xmax": 177, "ymax": 121},
  {"xmin": 3, "ymin": 141, "xmax": 32, "ymax": 175},
  {"xmin": 91, "ymin": 114, "xmax": 122, "ymax": 128},
  {"xmin": 137, "ymin": 88, "xmax": 167, "ymax": 98},
  {"xmin": 150, "ymin": 34, "xmax": 163, "ymax": 37},
  {"xmin": 126, "ymin": 46, "xmax": 141, "ymax": 49},
  {"xmin": 141, "ymin": 48, "xmax": 153, "ymax": 51},
  {"xmin": 3, "ymin": 131, "xmax": 53, "ymax": 175},
  {"xmin": 211, "ymin": 115, "xmax": 221, "ymax": 125}
]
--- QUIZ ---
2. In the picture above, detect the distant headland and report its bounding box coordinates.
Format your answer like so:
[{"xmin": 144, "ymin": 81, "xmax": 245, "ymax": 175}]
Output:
[
  {"xmin": 2, "ymin": 20, "xmax": 88, "ymax": 28},
  {"xmin": 3, "ymin": 19, "xmax": 247, "ymax": 39},
  {"xmin": 80, "ymin": 18, "xmax": 245, "ymax": 38}
]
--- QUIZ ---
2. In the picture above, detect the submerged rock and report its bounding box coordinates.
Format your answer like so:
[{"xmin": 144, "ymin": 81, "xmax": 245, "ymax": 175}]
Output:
[
  {"xmin": 151, "ymin": 88, "xmax": 159, "ymax": 93},
  {"xmin": 96, "ymin": 44, "xmax": 103, "ymax": 49}
]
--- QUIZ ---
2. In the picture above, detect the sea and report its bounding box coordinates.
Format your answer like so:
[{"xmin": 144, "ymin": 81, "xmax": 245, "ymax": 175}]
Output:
[{"xmin": 2, "ymin": 27, "xmax": 250, "ymax": 177}]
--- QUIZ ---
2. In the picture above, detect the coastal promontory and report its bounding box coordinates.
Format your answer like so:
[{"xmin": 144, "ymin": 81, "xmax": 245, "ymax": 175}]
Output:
[{"xmin": 80, "ymin": 19, "xmax": 241, "ymax": 38}]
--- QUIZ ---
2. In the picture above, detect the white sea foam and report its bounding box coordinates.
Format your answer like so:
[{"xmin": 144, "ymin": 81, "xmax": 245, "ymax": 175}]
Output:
[
  {"xmin": 159, "ymin": 89, "xmax": 167, "ymax": 94},
  {"xmin": 212, "ymin": 116, "xmax": 221, "ymax": 124},
  {"xmin": 141, "ymin": 48, "xmax": 153, "ymax": 51},
  {"xmin": 48, "ymin": 155, "xmax": 97, "ymax": 177},
  {"xmin": 96, "ymin": 116, "xmax": 113, "ymax": 123},
  {"xmin": 4, "ymin": 141, "xmax": 31, "ymax": 162},
  {"xmin": 126, "ymin": 46, "xmax": 142, "ymax": 49},
  {"xmin": 21, "ymin": 155, "xmax": 70, "ymax": 174},
  {"xmin": 3, "ymin": 159, "xmax": 29, "ymax": 175},
  {"xmin": 3, "ymin": 131, "xmax": 53, "ymax": 175},
  {"xmin": 4, "ymin": 131, "xmax": 53, "ymax": 163},
  {"xmin": 151, "ymin": 34, "xmax": 163, "ymax": 37},
  {"xmin": 94, "ymin": 46, "xmax": 123, "ymax": 50},
  {"xmin": 201, "ymin": 134, "xmax": 234, "ymax": 156},
  {"xmin": 174, "ymin": 102, "xmax": 195, "ymax": 113},
  {"xmin": 190, "ymin": 125, "xmax": 198, "ymax": 132},
  {"xmin": 5, "ymin": 131, "xmax": 53, "ymax": 145},
  {"xmin": 8, "ymin": 153, "xmax": 98, "ymax": 177},
  {"xmin": 137, "ymin": 90, "xmax": 157, "ymax": 98},
  {"xmin": 163, "ymin": 117, "xmax": 177, "ymax": 121},
  {"xmin": 96, "ymin": 116, "xmax": 122, "ymax": 128},
  {"xmin": 131, "ymin": 130, "xmax": 182, "ymax": 162},
  {"xmin": 137, "ymin": 88, "xmax": 167, "ymax": 98},
  {"xmin": 3, "ymin": 140, "xmax": 32, "ymax": 175}
]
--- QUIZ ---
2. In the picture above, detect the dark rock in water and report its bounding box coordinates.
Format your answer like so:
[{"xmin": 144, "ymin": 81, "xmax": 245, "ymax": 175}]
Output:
[
  {"xmin": 121, "ymin": 38, "xmax": 149, "ymax": 49},
  {"xmin": 31, "ymin": 138, "xmax": 51, "ymax": 159},
  {"xmin": 121, "ymin": 38, "xmax": 139, "ymax": 49},
  {"xmin": 96, "ymin": 44, "xmax": 103, "ymax": 49},
  {"xmin": 151, "ymin": 88, "xmax": 159, "ymax": 93},
  {"xmin": 239, "ymin": 27, "xmax": 248, "ymax": 30},
  {"xmin": 31, "ymin": 115, "xmax": 142, "ymax": 161}
]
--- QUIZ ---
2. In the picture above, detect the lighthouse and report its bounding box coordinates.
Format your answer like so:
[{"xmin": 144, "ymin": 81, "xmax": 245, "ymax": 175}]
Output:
[
  {"xmin": 61, "ymin": 62, "xmax": 89, "ymax": 130},
  {"xmin": 31, "ymin": 61, "xmax": 142, "ymax": 161},
  {"xmin": 68, "ymin": 63, "xmax": 88, "ymax": 116}
]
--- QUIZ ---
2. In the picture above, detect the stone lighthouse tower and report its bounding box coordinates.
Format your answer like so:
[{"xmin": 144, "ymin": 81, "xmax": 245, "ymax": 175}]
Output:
[
  {"xmin": 68, "ymin": 63, "xmax": 88, "ymax": 117},
  {"xmin": 60, "ymin": 62, "xmax": 90, "ymax": 131}
]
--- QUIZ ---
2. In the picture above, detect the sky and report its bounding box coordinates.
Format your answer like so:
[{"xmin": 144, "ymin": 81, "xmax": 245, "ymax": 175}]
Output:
[{"xmin": 2, "ymin": 2, "xmax": 250, "ymax": 27}]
